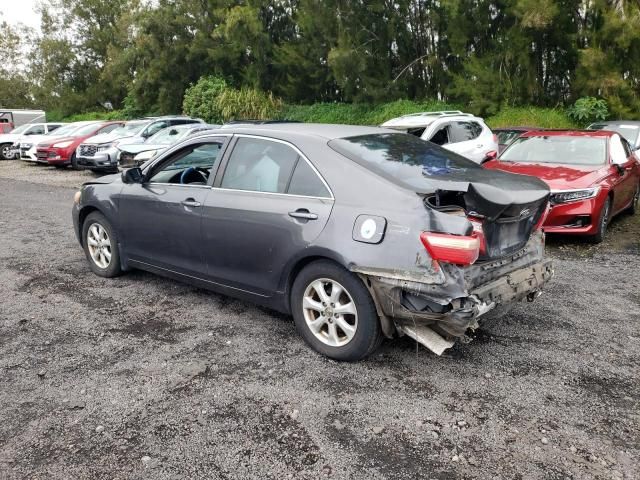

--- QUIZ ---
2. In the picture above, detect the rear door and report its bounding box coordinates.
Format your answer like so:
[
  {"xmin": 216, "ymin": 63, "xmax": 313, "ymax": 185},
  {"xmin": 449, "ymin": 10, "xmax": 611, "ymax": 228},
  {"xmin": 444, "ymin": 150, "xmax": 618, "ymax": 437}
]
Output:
[
  {"xmin": 447, "ymin": 121, "xmax": 485, "ymax": 162},
  {"xmin": 201, "ymin": 135, "xmax": 334, "ymax": 297}
]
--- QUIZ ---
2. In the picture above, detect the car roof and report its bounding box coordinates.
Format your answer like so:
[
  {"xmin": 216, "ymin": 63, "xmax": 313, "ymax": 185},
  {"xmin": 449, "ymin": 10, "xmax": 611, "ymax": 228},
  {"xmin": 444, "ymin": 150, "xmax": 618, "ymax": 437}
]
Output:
[
  {"xmin": 210, "ymin": 123, "xmax": 393, "ymax": 140},
  {"xmin": 589, "ymin": 120, "xmax": 640, "ymax": 125},
  {"xmin": 520, "ymin": 129, "xmax": 615, "ymax": 138},
  {"xmin": 381, "ymin": 111, "xmax": 480, "ymax": 128}
]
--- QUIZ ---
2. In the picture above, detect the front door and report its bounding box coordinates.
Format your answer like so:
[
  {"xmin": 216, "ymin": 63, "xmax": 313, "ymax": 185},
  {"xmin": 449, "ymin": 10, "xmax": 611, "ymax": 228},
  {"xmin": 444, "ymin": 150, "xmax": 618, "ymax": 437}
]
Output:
[
  {"xmin": 609, "ymin": 134, "xmax": 637, "ymax": 212},
  {"xmin": 118, "ymin": 140, "xmax": 227, "ymax": 276},
  {"xmin": 201, "ymin": 136, "xmax": 334, "ymax": 297}
]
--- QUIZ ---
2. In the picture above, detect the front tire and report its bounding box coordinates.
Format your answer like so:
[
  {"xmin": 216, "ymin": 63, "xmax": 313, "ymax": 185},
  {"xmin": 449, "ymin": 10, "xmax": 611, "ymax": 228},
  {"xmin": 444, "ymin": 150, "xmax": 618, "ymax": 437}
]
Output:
[
  {"xmin": 591, "ymin": 197, "xmax": 611, "ymax": 244},
  {"xmin": 628, "ymin": 184, "xmax": 639, "ymax": 215},
  {"xmin": 70, "ymin": 153, "xmax": 79, "ymax": 170},
  {"xmin": 291, "ymin": 260, "xmax": 382, "ymax": 361},
  {"xmin": 0, "ymin": 143, "xmax": 16, "ymax": 160},
  {"xmin": 82, "ymin": 212, "xmax": 122, "ymax": 278}
]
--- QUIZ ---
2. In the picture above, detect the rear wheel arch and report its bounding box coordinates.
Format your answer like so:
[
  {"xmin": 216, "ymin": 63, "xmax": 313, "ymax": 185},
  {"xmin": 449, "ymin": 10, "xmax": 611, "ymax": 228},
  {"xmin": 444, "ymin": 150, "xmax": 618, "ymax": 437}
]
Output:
[{"xmin": 283, "ymin": 253, "xmax": 348, "ymax": 313}]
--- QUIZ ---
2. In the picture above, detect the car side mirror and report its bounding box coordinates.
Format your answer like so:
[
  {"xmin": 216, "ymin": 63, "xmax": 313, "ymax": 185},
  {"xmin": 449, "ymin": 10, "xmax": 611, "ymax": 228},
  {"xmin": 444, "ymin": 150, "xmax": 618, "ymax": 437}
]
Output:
[
  {"xmin": 481, "ymin": 150, "xmax": 498, "ymax": 164},
  {"xmin": 122, "ymin": 167, "xmax": 144, "ymax": 184}
]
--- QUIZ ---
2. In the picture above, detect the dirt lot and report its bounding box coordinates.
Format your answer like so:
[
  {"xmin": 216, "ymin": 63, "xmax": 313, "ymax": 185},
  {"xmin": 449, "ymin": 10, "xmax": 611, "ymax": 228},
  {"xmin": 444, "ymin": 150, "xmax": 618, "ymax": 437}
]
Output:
[{"xmin": 0, "ymin": 160, "xmax": 638, "ymax": 480}]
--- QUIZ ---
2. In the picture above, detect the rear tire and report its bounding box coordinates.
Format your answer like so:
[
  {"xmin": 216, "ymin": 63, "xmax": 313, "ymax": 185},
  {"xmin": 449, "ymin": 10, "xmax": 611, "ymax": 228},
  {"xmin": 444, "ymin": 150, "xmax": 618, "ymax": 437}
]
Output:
[
  {"xmin": 70, "ymin": 153, "xmax": 79, "ymax": 170},
  {"xmin": 291, "ymin": 260, "xmax": 382, "ymax": 361},
  {"xmin": 82, "ymin": 212, "xmax": 122, "ymax": 278},
  {"xmin": 590, "ymin": 197, "xmax": 611, "ymax": 244}
]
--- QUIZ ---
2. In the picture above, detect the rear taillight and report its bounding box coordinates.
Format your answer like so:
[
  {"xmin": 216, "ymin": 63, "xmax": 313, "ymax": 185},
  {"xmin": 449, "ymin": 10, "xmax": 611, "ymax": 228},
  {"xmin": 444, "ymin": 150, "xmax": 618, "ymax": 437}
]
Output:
[{"xmin": 420, "ymin": 232, "xmax": 480, "ymax": 266}]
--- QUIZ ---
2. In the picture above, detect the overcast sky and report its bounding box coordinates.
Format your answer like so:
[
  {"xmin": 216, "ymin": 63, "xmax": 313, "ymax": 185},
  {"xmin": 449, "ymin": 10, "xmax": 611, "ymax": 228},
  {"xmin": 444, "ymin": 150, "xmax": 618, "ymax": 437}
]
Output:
[{"xmin": 0, "ymin": 0, "xmax": 40, "ymax": 30}]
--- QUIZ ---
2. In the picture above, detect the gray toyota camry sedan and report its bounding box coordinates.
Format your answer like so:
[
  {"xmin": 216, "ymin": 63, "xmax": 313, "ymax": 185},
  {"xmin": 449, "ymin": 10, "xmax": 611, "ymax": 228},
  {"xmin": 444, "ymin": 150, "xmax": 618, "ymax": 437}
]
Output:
[{"xmin": 72, "ymin": 123, "xmax": 553, "ymax": 361}]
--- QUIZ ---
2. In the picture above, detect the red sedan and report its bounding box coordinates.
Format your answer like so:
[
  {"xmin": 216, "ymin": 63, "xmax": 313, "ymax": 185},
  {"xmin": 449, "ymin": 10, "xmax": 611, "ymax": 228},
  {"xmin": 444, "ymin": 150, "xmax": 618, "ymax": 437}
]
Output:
[
  {"xmin": 484, "ymin": 130, "xmax": 640, "ymax": 242},
  {"xmin": 37, "ymin": 121, "xmax": 124, "ymax": 169}
]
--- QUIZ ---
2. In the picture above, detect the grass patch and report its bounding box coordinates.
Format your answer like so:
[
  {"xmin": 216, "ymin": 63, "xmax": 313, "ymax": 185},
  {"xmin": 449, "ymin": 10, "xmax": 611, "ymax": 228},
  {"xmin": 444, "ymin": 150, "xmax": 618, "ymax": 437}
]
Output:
[{"xmin": 485, "ymin": 107, "xmax": 579, "ymax": 129}]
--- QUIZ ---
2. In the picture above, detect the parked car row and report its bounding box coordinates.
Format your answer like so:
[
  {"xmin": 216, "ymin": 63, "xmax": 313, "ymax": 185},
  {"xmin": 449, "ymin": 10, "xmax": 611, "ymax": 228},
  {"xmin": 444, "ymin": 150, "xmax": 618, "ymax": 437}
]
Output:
[
  {"xmin": 0, "ymin": 116, "xmax": 213, "ymax": 171},
  {"xmin": 2, "ymin": 111, "xmax": 638, "ymax": 248}
]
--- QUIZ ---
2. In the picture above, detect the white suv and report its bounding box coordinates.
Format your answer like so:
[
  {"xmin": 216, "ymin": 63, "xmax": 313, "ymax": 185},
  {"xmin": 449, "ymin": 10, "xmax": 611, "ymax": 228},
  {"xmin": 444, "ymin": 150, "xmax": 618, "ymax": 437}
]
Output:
[{"xmin": 381, "ymin": 111, "xmax": 498, "ymax": 163}]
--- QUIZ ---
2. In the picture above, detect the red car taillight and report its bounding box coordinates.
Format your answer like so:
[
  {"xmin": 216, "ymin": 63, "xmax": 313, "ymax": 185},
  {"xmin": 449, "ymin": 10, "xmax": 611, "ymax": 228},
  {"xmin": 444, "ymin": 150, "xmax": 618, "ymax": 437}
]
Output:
[{"xmin": 420, "ymin": 232, "xmax": 480, "ymax": 266}]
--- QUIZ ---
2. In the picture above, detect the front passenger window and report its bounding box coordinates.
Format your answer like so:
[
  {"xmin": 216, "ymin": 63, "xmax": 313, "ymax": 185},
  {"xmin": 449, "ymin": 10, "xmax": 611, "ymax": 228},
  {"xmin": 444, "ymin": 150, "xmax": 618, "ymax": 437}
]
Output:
[
  {"xmin": 220, "ymin": 137, "xmax": 299, "ymax": 193},
  {"xmin": 149, "ymin": 142, "xmax": 223, "ymax": 185}
]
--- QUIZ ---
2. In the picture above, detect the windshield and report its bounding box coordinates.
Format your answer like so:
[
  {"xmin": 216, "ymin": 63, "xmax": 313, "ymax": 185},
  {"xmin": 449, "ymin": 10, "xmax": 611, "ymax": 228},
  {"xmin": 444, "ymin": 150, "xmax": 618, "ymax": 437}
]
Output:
[
  {"xmin": 501, "ymin": 136, "xmax": 607, "ymax": 166},
  {"xmin": 147, "ymin": 125, "xmax": 190, "ymax": 145},
  {"xmin": 328, "ymin": 133, "xmax": 480, "ymax": 191},
  {"xmin": 589, "ymin": 123, "xmax": 640, "ymax": 145},
  {"xmin": 11, "ymin": 125, "xmax": 30, "ymax": 134},
  {"xmin": 73, "ymin": 123, "xmax": 102, "ymax": 136},
  {"xmin": 47, "ymin": 124, "xmax": 80, "ymax": 136},
  {"xmin": 109, "ymin": 122, "xmax": 147, "ymax": 137},
  {"xmin": 496, "ymin": 129, "xmax": 525, "ymax": 145}
]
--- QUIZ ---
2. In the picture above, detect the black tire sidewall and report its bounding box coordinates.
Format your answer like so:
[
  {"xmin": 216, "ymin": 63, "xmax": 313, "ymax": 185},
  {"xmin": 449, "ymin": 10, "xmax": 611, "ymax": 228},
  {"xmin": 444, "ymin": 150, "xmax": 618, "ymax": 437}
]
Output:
[
  {"xmin": 291, "ymin": 260, "xmax": 381, "ymax": 361},
  {"xmin": 0, "ymin": 143, "xmax": 13, "ymax": 160},
  {"xmin": 82, "ymin": 212, "xmax": 122, "ymax": 278},
  {"xmin": 592, "ymin": 197, "xmax": 611, "ymax": 243},
  {"xmin": 70, "ymin": 153, "xmax": 78, "ymax": 170}
]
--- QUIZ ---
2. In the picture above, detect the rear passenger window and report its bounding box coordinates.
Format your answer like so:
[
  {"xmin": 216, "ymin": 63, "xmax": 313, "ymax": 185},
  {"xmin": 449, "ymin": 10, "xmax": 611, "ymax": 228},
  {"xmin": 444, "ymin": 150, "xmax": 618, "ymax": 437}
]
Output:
[
  {"xmin": 221, "ymin": 137, "xmax": 299, "ymax": 193},
  {"xmin": 451, "ymin": 121, "xmax": 482, "ymax": 142},
  {"xmin": 287, "ymin": 159, "xmax": 331, "ymax": 198}
]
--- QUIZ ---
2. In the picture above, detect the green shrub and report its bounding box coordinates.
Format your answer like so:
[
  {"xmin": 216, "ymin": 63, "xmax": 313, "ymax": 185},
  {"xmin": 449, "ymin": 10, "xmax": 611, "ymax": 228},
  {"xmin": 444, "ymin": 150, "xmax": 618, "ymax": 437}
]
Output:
[
  {"xmin": 182, "ymin": 76, "xmax": 229, "ymax": 123},
  {"xmin": 567, "ymin": 97, "xmax": 608, "ymax": 124},
  {"xmin": 485, "ymin": 106, "xmax": 578, "ymax": 129},
  {"xmin": 281, "ymin": 99, "xmax": 461, "ymax": 125},
  {"xmin": 215, "ymin": 87, "xmax": 283, "ymax": 122},
  {"xmin": 61, "ymin": 110, "xmax": 128, "ymax": 122}
]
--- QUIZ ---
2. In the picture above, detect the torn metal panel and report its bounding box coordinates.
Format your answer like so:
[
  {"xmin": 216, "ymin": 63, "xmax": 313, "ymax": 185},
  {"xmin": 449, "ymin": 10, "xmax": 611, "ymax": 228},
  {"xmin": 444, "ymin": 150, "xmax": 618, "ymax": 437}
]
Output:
[{"xmin": 398, "ymin": 324, "xmax": 455, "ymax": 356}]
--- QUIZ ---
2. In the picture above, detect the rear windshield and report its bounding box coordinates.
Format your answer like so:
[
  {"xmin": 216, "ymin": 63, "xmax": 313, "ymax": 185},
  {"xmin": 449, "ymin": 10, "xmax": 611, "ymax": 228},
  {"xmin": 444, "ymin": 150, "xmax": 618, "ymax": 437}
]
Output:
[
  {"xmin": 589, "ymin": 123, "xmax": 640, "ymax": 145},
  {"xmin": 501, "ymin": 136, "xmax": 607, "ymax": 166},
  {"xmin": 328, "ymin": 133, "xmax": 480, "ymax": 190}
]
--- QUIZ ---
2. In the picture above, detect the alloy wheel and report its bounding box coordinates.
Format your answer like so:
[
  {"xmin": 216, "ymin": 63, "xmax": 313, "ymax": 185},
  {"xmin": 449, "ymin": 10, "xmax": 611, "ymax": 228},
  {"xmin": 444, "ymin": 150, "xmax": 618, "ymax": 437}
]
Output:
[
  {"xmin": 302, "ymin": 278, "xmax": 358, "ymax": 347},
  {"xmin": 87, "ymin": 222, "xmax": 112, "ymax": 269},
  {"xmin": 1, "ymin": 145, "xmax": 13, "ymax": 159}
]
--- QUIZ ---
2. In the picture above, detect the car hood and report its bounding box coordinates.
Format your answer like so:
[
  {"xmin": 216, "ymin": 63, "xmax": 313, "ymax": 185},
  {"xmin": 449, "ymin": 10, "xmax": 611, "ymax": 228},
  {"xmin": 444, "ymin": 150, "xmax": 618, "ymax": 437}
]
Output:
[
  {"xmin": 0, "ymin": 133, "xmax": 26, "ymax": 143},
  {"xmin": 23, "ymin": 134, "xmax": 67, "ymax": 146},
  {"xmin": 118, "ymin": 143, "xmax": 167, "ymax": 154},
  {"xmin": 484, "ymin": 161, "xmax": 608, "ymax": 190},
  {"xmin": 37, "ymin": 136, "xmax": 76, "ymax": 148},
  {"xmin": 83, "ymin": 173, "xmax": 120, "ymax": 186}
]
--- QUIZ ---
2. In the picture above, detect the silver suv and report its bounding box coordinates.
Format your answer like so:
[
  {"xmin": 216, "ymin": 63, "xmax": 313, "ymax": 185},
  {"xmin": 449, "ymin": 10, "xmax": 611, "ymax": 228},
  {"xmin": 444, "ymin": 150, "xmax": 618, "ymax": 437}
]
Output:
[{"xmin": 381, "ymin": 111, "xmax": 498, "ymax": 163}]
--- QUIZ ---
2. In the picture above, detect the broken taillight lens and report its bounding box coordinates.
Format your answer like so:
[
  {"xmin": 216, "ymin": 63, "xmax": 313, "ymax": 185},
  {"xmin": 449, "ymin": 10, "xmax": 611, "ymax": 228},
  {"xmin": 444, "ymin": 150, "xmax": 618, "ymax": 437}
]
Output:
[{"xmin": 420, "ymin": 232, "xmax": 480, "ymax": 266}]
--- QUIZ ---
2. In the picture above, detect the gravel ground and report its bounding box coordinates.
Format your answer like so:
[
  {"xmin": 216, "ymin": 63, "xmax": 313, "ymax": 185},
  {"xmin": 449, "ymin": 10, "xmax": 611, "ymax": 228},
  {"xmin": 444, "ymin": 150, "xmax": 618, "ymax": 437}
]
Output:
[{"xmin": 0, "ymin": 163, "xmax": 638, "ymax": 480}]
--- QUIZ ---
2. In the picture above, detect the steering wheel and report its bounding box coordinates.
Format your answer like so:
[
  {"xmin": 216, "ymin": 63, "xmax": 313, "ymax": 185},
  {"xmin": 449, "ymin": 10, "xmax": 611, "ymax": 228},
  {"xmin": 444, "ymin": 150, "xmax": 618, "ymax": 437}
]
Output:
[{"xmin": 180, "ymin": 167, "xmax": 208, "ymax": 184}]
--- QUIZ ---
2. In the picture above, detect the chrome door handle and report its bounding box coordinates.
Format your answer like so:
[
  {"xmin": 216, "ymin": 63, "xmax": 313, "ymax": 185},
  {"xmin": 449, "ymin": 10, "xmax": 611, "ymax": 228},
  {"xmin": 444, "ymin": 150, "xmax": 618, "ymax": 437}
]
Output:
[
  {"xmin": 289, "ymin": 210, "xmax": 318, "ymax": 220},
  {"xmin": 181, "ymin": 199, "xmax": 201, "ymax": 207}
]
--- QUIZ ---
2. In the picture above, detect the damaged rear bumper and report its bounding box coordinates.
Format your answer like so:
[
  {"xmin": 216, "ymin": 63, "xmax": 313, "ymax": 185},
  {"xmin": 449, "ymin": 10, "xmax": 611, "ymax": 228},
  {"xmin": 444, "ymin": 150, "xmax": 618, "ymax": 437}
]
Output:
[{"xmin": 357, "ymin": 257, "xmax": 554, "ymax": 353}]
